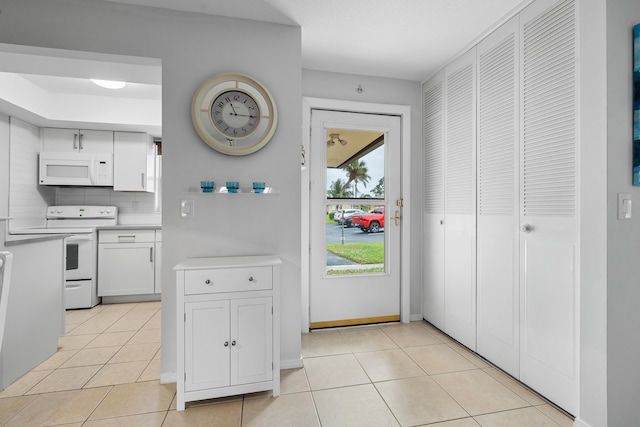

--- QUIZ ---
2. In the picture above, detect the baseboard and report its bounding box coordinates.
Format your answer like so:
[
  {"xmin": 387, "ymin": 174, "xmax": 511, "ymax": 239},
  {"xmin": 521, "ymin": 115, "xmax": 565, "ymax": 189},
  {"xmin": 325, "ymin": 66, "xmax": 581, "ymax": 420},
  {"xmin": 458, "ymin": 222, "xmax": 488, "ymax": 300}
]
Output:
[
  {"xmin": 160, "ymin": 372, "xmax": 176, "ymax": 384},
  {"xmin": 160, "ymin": 359, "xmax": 303, "ymax": 383},
  {"xmin": 572, "ymin": 418, "xmax": 593, "ymax": 427},
  {"xmin": 280, "ymin": 358, "xmax": 304, "ymax": 369}
]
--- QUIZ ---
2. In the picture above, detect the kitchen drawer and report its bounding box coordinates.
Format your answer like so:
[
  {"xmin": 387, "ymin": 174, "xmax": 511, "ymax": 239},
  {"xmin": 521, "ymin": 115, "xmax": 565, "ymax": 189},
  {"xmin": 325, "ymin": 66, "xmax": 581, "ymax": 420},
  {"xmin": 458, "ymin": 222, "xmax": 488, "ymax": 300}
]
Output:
[
  {"xmin": 184, "ymin": 267, "xmax": 272, "ymax": 295},
  {"xmin": 99, "ymin": 229, "xmax": 155, "ymax": 243}
]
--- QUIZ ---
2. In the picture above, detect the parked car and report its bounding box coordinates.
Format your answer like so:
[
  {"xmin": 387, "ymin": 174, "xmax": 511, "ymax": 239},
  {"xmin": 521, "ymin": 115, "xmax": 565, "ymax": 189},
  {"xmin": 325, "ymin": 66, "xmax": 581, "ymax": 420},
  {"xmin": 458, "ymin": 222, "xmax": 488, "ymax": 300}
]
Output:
[
  {"xmin": 340, "ymin": 209, "xmax": 365, "ymax": 227},
  {"xmin": 351, "ymin": 207, "xmax": 385, "ymax": 233},
  {"xmin": 334, "ymin": 209, "xmax": 365, "ymax": 226}
]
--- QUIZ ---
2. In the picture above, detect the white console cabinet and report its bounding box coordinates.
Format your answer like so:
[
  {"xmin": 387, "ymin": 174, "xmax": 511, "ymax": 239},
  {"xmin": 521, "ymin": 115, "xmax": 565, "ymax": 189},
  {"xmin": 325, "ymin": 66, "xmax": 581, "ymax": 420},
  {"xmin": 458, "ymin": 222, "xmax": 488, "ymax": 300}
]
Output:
[{"xmin": 175, "ymin": 255, "xmax": 281, "ymax": 410}]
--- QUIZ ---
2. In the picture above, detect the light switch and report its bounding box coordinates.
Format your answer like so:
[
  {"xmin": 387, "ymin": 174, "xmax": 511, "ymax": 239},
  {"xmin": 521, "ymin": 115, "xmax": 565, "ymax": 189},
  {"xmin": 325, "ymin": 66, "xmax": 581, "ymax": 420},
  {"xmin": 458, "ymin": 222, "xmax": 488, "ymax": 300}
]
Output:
[
  {"xmin": 181, "ymin": 200, "xmax": 194, "ymax": 217},
  {"xmin": 618, "ymin": 193, "xmax": 632, "ymax": 220}
]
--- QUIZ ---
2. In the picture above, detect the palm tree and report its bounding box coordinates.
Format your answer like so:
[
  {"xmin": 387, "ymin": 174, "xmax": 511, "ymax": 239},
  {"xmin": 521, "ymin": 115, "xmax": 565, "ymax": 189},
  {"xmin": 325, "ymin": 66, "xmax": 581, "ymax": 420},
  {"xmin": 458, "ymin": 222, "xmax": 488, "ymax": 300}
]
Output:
[
  {"xmin": 327, "ymin": 178, "xmax": 352, "ymax": 198},
  {"xmin": 371, "ymin": 177, "xmax": 384, "ymax": 197},
  {"xmin": 343, "ymin": 160, "xmax": 371, "ymax": 198}
]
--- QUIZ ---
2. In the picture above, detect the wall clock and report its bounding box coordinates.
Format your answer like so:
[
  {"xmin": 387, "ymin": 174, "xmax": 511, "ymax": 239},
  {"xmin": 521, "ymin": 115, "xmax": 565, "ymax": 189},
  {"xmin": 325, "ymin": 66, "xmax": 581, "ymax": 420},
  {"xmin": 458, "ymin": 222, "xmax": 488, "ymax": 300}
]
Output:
[{"xmin": 191, "ymin": 72, "xmax": 278, "ymax": 156}]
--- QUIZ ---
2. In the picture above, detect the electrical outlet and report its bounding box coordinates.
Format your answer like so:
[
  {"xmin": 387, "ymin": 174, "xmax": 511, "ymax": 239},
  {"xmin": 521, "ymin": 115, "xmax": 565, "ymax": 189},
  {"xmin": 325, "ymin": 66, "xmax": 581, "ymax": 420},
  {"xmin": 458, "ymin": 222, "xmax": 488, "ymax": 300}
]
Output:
[
  {"xmin": 181, "ymin": 200, "xmax": 194, "ymax": 217},
  {"xmin": 618, "ymin": 193, "xmax": 632, "ymax": 220}
]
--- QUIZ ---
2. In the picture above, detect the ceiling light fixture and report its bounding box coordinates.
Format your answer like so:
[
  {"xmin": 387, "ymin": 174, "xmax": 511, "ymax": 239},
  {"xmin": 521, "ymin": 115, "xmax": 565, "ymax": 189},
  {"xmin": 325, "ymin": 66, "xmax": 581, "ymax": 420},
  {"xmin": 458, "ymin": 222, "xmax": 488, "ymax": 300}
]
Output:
[
  {"xmin": 90, "ymin": 79, "xmax": 126, "ymax": 89},
  {"xmin": 327, "ymin": 133, "xmax": 348, "ymax": 147}
]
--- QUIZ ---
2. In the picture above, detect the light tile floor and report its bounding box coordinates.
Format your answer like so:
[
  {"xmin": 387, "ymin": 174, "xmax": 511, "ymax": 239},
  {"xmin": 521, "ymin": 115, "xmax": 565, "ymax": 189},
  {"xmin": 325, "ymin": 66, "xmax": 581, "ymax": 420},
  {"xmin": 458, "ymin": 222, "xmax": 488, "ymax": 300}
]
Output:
[{"xmin": 0, "ymin": 302, "xmax": 575, "ymax": 426}]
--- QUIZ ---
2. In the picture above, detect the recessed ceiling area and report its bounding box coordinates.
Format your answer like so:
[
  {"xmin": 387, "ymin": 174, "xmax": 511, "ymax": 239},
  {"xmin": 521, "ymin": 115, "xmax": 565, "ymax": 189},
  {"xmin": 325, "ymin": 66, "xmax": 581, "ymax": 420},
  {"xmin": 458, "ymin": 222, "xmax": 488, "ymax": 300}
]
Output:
[{"xmin": 0, "ymin": 44, "xmax": 162, "ymax": 137}]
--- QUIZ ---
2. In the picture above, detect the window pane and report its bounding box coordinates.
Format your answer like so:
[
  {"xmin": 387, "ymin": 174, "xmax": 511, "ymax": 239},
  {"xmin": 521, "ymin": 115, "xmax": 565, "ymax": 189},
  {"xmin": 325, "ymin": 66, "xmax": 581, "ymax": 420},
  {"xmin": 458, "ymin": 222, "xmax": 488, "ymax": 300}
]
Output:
[
  {"xmin": 326, "ymin": 128, "xmax": 385, "ymax": 200},
  {"xmin": 325, "ymin": 203, "xmax": 385, "ymax": 276}
]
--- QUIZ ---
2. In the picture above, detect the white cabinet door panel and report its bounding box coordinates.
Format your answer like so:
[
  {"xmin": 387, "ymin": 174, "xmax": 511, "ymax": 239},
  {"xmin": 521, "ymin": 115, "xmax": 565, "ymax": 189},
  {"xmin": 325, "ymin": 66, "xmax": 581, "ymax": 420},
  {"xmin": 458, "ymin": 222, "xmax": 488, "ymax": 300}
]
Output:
[
  {"xmin": 231, "ymin": 297, "xmax": 272, "ymax": 385},
  {"xmin": 185, "ymin": 300, "xmax": 230, "ymax": 391},
  {"xmin": 98, "ymin": 243, "xmax": 155, "ymax": 296}
]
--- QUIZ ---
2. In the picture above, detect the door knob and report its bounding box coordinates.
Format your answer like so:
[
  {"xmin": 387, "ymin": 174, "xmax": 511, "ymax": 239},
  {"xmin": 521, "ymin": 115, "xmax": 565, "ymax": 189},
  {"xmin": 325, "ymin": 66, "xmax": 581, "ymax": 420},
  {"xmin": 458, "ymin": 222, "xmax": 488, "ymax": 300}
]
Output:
[
  {"xmin": 231, "ymin": 340, "xmax": 237, "ymax": 346},
  {"xmin": 395, "ymin": 210, "xmax": 401, "ymax": 226},
  {"xmin": 521, "ymin": 224, "xmax": 533, "ymax": 233},
  {"xmin": 224, "ymin": 341, "xmax": 229, "ymax": 347}
]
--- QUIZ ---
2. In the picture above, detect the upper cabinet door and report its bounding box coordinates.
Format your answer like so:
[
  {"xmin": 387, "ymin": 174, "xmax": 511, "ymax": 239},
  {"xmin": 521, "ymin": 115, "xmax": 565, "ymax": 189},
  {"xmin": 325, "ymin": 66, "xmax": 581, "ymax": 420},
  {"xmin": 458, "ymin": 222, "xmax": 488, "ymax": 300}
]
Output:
[
  {"xmin": 519, "ymin": 0, "xmax": 578, "ymax": 415},
  {"xmin": 443, "ymin": 47, "xmax": 477, "ymax": 351},
  {"xmin": 475, "ymin": 16, "xmax": 520, "ymax": 378},
  {"xmin": 42, "ymin": 128, "xmax": 113, "ymax": 153},
  {"xmin": 113, "ymin": 132, "xmax": 155, "ymax": 192}
]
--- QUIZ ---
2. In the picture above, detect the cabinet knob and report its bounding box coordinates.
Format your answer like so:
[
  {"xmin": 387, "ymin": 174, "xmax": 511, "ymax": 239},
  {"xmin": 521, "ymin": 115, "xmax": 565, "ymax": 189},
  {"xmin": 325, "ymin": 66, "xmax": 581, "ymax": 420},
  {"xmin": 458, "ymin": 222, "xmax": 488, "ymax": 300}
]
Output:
[
  {"xmin": 248, "ymin": 277, "xmax": 254, "ymax": 282},
  {"xmin": 224, "ymin": 341, "xmax": 229, "ymax": 347},
  {"xmin": 231, "ymin": 340, "xmax": 236, "ymax": 346},
  {"xmin": 205, "ymin": 279, "xmax": 211, "ymax": 285}
]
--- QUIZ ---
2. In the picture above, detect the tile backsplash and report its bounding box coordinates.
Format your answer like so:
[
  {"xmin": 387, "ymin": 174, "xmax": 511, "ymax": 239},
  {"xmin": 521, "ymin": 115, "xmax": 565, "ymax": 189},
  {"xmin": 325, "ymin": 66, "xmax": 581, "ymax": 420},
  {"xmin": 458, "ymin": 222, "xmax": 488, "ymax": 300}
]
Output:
[{"xmin": 55, "ymin": 187, "xmax": 161, "ymax": 225}]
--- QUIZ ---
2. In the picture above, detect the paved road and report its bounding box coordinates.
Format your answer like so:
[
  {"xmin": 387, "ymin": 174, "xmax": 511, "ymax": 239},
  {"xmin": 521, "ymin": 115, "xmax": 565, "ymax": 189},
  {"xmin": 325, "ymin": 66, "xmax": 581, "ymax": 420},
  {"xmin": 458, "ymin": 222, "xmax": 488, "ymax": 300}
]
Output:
[{"xmin": 326, "ymin": 222, "xmax": 384, "ymax": 245}]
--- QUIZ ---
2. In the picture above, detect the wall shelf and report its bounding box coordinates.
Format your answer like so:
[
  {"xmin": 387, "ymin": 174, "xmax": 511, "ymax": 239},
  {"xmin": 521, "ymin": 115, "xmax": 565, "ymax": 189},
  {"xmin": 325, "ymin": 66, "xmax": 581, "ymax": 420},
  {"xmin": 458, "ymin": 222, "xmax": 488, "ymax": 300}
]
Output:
[{"xmin": 185, "ymin": 186, "xmax": 279, "ymax": 195}]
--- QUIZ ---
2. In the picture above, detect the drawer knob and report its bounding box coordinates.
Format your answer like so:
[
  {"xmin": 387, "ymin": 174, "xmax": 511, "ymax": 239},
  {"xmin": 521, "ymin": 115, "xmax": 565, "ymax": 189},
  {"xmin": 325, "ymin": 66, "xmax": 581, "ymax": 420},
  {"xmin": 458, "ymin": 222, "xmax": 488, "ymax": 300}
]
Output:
[
  {"xmin": 205, "ymin": 279, "xmax": 211, "ymax": 285},
  {"xmin": 248, "ymin": 277, "xmax": 254, "ymax": 282}
]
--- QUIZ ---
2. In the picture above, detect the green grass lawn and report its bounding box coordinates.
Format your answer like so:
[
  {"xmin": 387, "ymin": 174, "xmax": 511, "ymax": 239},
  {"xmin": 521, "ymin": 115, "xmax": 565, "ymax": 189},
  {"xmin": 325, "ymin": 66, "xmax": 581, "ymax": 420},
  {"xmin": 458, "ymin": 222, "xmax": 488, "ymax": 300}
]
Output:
[{"xmin": 326, "ymin": 242, "xmax": 384, "ymax": 264}]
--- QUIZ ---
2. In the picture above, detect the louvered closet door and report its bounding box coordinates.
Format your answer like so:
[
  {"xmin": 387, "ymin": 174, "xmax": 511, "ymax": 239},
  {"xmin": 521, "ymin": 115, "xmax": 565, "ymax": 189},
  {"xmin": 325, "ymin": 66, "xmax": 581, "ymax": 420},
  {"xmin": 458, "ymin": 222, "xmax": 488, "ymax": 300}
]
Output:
[
  {"xmin": 422, "ymin": 71, "xmax": 445, "ymax": 330},
  {"xmin": 476, "ymin": 16, "xmax": 520, "ymax": 378},
  {"xmin": 519, "ymin": 0, "xmax": 578, "ymax": 415},
  {"xmin": 443, "ymin": 47, "xmax": 477, "ymax": 350}
]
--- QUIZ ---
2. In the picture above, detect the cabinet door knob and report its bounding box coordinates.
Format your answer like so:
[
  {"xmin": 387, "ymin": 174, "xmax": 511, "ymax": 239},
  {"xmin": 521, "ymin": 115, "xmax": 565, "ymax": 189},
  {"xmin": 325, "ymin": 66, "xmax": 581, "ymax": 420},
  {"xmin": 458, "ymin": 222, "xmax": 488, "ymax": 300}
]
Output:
[
  {"xmin": 248, "ymin": 277, "xmax": 254, "ymax": 282},
  {"xmin": 205, "ymin": 279, "xmax": 211, "ymax": 285},
  {"xmin": 231, "ymin": 340, "xmax": 236, "ymax": 346},
  {"xmin": 224, "ymin": 341, "xmax": 229, "ymax": 347}
]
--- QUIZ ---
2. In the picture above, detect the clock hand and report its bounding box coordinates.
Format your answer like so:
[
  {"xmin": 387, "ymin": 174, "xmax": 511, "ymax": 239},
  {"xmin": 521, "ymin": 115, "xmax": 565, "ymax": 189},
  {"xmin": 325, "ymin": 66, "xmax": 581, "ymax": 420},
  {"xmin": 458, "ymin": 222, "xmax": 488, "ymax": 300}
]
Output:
[{"xmin": 229, "ymin": 103, "xmax": 238, "ymax": 115}]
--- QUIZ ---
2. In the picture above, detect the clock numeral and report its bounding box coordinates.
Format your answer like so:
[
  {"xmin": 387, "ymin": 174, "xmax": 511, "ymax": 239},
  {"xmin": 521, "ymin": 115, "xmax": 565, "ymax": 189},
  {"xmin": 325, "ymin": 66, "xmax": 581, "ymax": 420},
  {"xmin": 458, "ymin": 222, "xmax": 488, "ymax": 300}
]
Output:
[
  {"xmin": 217, "ymin": 102, "xmax": 224, "ymax": 108},
  {"xmin": 233, "ymin": 95, "xmax": 240, "ymax": 101},
  {"xmin": 224, "ymin": 97, "xmax": 231, "ymax": 103}
]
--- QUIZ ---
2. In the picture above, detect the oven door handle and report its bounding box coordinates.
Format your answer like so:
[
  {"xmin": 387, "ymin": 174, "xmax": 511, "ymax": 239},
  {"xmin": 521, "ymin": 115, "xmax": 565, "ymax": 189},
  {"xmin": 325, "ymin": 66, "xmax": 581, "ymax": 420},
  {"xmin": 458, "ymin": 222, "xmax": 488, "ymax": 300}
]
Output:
[{"xmin": 65, "ymin": 235, "xmax": 93, "ymax": 243}]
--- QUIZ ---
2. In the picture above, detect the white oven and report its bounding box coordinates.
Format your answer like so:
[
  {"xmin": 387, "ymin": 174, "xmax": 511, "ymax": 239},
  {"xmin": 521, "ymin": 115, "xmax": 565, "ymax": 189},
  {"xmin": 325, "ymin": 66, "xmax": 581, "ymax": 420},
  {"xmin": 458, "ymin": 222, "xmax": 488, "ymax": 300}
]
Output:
[
  {"xmin": 64, "ymin": 233, "xmax": 99, "ymax": 309},
  {"xmin": 46, "ymin": 206, "xmax": 118, "ymax": 309}
]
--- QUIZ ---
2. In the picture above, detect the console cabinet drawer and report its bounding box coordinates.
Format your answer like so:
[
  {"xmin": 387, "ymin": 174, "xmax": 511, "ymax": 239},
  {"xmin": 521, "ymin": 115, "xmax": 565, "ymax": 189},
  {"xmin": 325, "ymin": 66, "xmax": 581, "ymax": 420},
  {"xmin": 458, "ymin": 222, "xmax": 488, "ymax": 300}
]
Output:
[{"xmin": 184, "ymin": 266, "xmax": 272, "ymax": 295}]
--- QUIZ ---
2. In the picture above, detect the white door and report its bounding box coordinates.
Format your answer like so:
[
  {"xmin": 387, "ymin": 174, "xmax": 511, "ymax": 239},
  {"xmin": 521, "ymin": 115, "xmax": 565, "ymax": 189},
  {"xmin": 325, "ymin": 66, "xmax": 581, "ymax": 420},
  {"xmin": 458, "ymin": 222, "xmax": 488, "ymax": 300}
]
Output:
[
  {"xmin": 422, "ymin": 71, "xmax": 446, "ymax": 331},
  {"xmin": 443, "ymin": 47, "xmax": 477, "ymax": 351},
  {"xmin": 519, "ymin": 0, "xmax": 578, "ymax": 414},
  {"xmin": 97, "ymin": 243, "xmax": 155, "ymax": 296},
  {"xmin": 475, "ymin": 16, "xmax": 520, "ymax": 377},
  {"xmin": 310, "ymin": 110, "xmax": 402, "ymax": 328}
]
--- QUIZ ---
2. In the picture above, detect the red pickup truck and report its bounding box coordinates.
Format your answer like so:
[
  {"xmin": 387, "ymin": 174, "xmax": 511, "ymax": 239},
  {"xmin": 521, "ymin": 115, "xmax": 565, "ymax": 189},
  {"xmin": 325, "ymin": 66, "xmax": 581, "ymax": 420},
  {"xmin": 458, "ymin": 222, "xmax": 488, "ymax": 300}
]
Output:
[{"xmin": 351, "ymin": 207, "xmax": 385, "ymax": 233}]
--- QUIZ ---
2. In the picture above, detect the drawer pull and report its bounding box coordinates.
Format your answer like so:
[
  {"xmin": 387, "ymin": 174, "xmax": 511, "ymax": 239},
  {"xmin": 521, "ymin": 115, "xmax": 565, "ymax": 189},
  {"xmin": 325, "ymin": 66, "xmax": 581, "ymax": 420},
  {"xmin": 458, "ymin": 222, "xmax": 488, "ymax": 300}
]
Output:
[
  {"xmin": 248, "ymin": 277, "xmax": 254, "ymax": 282},
  {"xmin": 224, "ymin": 341, "xmax": 229, "ymax": 347},
  {"xmin": 205, "ymin": 279, "xmax": 211, "ymax": 285},
  {"xmin": 231, "ymin": 340, "xmax": 236, "ymax": 346}
]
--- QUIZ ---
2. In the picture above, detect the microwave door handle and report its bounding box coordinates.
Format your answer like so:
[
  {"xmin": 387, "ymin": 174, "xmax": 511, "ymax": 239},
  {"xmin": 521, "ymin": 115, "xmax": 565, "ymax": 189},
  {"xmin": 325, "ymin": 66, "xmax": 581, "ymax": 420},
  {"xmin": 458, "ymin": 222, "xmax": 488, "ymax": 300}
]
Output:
[{"xmin": 89, "ymin": 156, "xmax": 95, "ymax": 185}]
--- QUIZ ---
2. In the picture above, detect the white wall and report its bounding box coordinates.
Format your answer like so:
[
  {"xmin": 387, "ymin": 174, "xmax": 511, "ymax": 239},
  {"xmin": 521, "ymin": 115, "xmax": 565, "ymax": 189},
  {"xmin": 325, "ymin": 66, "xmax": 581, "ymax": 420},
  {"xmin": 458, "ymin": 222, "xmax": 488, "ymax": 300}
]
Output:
[
  {"xmin": 0, "ymin": 114, "xmax": 8, "ymax": 218},
  {"xmin": 302, "ymin": 69, "xmax": 423, "ymax": 317},
  {"xmin": 8, "ymin": 118, "xmax": 55, "ymax": 229},
  {"xmin": 0, "ymin": 0, "xmax": 302, "ymax": 377},
  {"xmin": 578, "ymin": 0, "xmax": 608, "ymax": 425},
  {"xmin": 606, "ymin": 0, "xmax": 640, "ymax": 425}
]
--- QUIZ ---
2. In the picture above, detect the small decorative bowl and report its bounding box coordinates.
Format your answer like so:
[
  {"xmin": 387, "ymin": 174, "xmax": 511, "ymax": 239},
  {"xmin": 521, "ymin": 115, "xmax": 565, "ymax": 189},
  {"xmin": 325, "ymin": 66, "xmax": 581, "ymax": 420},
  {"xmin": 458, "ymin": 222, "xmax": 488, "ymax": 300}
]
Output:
[
  {"xmin": 253, "ymin": 182, "xmax": 266, "ymax": 193},
  {"xmin": 200, "ymin": 181, "xmax": 215, "ymax": 193},
  {"xmin": 226, "ymin": 181, "xmax": 239, "ymax": 193}
]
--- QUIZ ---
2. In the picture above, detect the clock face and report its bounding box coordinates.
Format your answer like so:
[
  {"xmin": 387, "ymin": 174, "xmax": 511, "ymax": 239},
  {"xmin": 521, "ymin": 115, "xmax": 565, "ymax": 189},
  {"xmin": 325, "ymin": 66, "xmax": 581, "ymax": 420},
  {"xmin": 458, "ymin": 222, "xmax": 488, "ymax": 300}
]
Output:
[
  {"xmin": 211, "ymin": 89, "xmax": 261, "ymax": 139},
  {"xmin": 192, "ymin": 73, "xmax": 278, "ymax": 156}
]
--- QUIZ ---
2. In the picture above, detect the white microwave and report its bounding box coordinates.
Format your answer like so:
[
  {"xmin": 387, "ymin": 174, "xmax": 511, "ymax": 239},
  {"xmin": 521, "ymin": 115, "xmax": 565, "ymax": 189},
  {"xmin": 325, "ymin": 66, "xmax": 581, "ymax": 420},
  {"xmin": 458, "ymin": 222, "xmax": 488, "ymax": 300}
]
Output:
[{"xmin": 39, "ymin": 152, "xmax": 113, "ymax": 186}]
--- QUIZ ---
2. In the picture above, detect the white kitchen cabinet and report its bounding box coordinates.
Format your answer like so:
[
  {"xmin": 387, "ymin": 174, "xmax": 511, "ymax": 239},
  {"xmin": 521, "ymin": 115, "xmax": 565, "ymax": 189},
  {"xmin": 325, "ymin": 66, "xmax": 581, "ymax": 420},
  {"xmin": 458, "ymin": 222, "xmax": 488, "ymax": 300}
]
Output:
[
  {"xmin": 175, "ymin": 255, "xmax": 281, "ymax": 411},
  {"xmin": 42, "ymin": 128, "xmax": 113, "ymax": 153},
  {"xmin": 113, "ymin": 132, "xmax": 155, "ymax": 192},
  {"xmin": 98, "ymin": 229, "xmax": 155, "ymax": 296},
  {"xmin": 154, "ymin": 230, "xmax": 162, "ymax": 293}
]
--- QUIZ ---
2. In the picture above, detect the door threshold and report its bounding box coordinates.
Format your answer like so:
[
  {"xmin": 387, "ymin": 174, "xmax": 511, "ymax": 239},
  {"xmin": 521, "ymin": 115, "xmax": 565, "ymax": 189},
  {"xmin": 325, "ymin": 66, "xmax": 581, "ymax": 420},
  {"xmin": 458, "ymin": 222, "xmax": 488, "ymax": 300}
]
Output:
[{"xmin": 310, "ymin": 315, "xmax": 400, "ymax": 330}]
